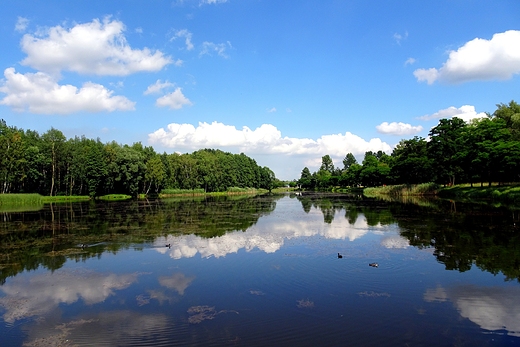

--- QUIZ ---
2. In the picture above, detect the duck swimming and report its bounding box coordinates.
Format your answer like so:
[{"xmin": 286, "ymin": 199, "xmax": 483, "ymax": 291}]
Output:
[
  {"xmin": 337, "ymin": 253, "xmax": 343, "ymax": 258},
  {"xmin": 369, "ymin": 263, "xmax": 378, "ymax": 267}
]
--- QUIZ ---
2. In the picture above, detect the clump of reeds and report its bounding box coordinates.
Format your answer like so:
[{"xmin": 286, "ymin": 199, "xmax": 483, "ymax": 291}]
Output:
[
  {"xmin": 160, "ymin": 188, "xmax": 206, "ymax": 196},
  {"xmin": 97, "ymin": 194, "xmax": 132, "ymax": 201},
  {"xmin": 364, "ymin": 183, "xmax": 439, "ymax": 197},
  {"xmin": 0, "ymin": 193, "xmax": 43, "ymax": 205}
]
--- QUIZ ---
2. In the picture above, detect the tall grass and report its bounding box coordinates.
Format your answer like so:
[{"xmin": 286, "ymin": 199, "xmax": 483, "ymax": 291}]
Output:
[
  {"xmin": 0, "ymin": 193, "xmax": 43, "ymax": 205},
  {"xmin": 97, "ymin": 194, "xmax": 132, "ymax": 201},
  {"xmin": 438, "ymin": 184, "xmax": 520, "ymax": 203},
  {"xmin": 364, "ymin": 183, "xmax": 440, "ymax": 197},
  {"xmin": 160, "ymin": 188, "xmax": 206, "ymax": 196}
]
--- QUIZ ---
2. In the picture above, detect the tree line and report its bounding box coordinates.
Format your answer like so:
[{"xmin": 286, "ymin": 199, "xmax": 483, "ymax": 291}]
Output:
[
  {"xmin": 0, "ymin": 121, "xmax": 277, "ymax": 197},
  {"xmin": 298, "ymin": 101, "xmax": 520, "ymax": 189}
]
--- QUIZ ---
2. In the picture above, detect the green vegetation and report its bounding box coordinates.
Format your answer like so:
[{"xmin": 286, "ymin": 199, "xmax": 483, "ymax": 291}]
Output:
[
  {"xmin": 297, "ymin": 100, "xmax": 520, "ymax": 191},
  {"xmin": 0, "ymin": 193, "xmax": 43, "ymax": 205},
  {"xmin": 0, "ymin": 120, "xmax": 280, "ymax": 198},
  {"xmin": 437, "ymin": 184, "xmax": 520, "ymax": 204},
  {"xmin": 364, "ymin": 183, "xmax": 440, "ymax": 197},
  {"xmin": 97, "ymin": 194, "xmax": 132, "ymax": 201}
]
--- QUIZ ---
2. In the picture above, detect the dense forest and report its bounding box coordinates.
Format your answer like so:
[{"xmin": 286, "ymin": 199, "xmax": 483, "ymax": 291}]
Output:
[
  {"xmin": 0, "ymin": 121, "xmax": 277, "ymax": 197},
  {"xmin": 298, "ymin": 101, "xmax": 520, "ymax": 189}
]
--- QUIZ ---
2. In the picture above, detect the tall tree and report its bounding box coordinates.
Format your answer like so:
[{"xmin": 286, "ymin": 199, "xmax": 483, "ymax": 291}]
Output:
[
  {"xmin": 427, "ymin": 117, "xmax": 467, "ymax": 186},
  {"xmin": 42, "ymin": 128, "xmax": 66, "ymax": 196},
  {"xmin": 342, "ymin": 153, "xmax": 357, "ymax": 171}
]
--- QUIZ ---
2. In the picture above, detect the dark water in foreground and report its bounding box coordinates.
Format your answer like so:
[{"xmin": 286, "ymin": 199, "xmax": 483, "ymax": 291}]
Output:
[{"xmin": 1, "ymin": 193, "xmax": 519, "ymax": 346}]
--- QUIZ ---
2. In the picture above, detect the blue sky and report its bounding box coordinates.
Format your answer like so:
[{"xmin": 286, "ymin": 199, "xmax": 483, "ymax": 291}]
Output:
[{"xmin": 1, "ymin": 0, "xmax": 519, "ymax": 180}]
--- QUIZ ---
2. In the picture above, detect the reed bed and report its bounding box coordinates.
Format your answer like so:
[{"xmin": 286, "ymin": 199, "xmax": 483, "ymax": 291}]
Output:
[
  {"xmin": 364, "ymin": 183, "xmax": 440, "ymax": 197},
  {"xmin": 0, "ymin": 193, "xmax": 43, "ymax": 205}
]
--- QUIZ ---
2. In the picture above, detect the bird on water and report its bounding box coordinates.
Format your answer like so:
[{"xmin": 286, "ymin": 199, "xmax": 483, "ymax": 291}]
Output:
[
  {"xmin": 337, "ymin": 253, "xmax": 343, "ymax": 258},
  {"xmin": 369, "ymin": 263, "xmax": 378, "ymax": 267}
]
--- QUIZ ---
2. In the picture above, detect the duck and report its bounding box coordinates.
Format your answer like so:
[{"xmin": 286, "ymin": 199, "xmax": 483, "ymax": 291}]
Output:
[
  {"xmin": 337, "ymin": 253, "xmax": 343, "ymax": 259},
  {"xmin": 369, "ymin": 263, "xmax": 378, "ymax": 267},
  {"xmin": 166, "ymin": 244, "xmax": 171, "ymax": 248}
]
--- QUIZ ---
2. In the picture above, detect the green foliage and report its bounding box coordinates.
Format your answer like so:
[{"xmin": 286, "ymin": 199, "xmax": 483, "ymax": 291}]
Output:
[
  {"xmin": 0, "ymin": 193, "xmax": 43, "ymax": 205},
  {"xmin": 97, "ymin": 194, "xmax": 132, "ymax": 201},
  {"xmin": 0, "ymin": 121, "xmax": 277, "ymax": 197},
  {"xmin": 161, "ymin": 188, "xmax": 206, "ymax": 195},
  {"xmin": 364, "ymin": 183, "xmax": 440, "ymax": 197},
  {"xmin": 297, "ymin": 100, "xmax": 520, "ymax": 191}
]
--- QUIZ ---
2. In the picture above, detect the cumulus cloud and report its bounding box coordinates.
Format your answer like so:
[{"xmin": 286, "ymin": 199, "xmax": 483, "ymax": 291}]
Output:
[
  {"xmin": 15, "ymin": 16, "xmax": 29, "ymax": 32},
  {"xmin": 414, "ymin": 30, "xmax": 520, "ymax": 84},
  {"xmin": 148, "ymin": 121, "xmax": 392, "ymax": 156},
  {"xmin": 376, "ymin": 122, "xmax": 423, "ymax": 136},
  {"xmin": 144, "ymin": 79, "xmax": 175, "ymax": 95},
  {"xmin": 20, "ymin": 17, "xmax": 172, "ymax": 76},
  {"xmin": 171, "ymin": 29, "xmax": 194, "ymax": 50},
  {"xmin": 200, "ymin": 41, "xmax": 232, "ymax": 58},
  {"xmin": 418, "ymin": 105, "xmax": 487, "ymax": 122},
  {"xmin": 0, "ymin": 68, "xmax": 135, "ymax": 114},
  {"xmin": 156, "ymin": 87, "xmax": 192, "ymax": 109}
]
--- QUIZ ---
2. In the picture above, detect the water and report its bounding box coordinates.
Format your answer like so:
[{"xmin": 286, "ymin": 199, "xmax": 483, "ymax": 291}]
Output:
[{"xmin": 1, "ymin": 193, "xmax": 519, "ymax": 346}]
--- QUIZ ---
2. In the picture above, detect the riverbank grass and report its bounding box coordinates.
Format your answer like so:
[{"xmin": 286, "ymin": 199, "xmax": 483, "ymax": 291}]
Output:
[
  {"xmin": 438, "ymin": 184, "xmax": 520, "ymax": 203},
  {"xmin": 364, "ymin": 183, "xmax": 440, "ymax": 197},
  {"xmin": 0, "ymin": 193, "xmax": 43, "ymax": 205}
]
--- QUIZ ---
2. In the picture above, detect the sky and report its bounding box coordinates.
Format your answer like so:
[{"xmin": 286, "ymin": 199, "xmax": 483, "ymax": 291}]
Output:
[{"xmin": 0, "ymin": 0, "xmax": 519, "ymax": 180}]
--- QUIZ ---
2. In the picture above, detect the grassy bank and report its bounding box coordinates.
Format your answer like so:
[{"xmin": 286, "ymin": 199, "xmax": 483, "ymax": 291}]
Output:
[
  {"xmin": 159, "ymin": 187, "xmax": 265, "ymax": 198},
  {"xmin": 364, "ymin": 183, "xmax": 520, "ymax": 205},
  {"xmin": 437, "ymin": 184, "xmax": 520, "ymax": 203},
  {"xmin": 364, "ymin": 183, "xmax": 440, "ymax": 197}
]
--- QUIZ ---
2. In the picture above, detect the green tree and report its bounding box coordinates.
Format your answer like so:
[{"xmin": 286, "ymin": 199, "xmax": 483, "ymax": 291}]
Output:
[
  {"xmin": 42, "ymin": 128, "xmax": 66, "ymax": 196},
  {"xmin": 427, "ymin": 117, "xmax": 467, "ymax": 186},
  {"xmin": 342, "ymin": 153, "xmax": 357, "ymax": 171},
  {"xmin": 391, "ymin": 137, "xmax": 433, "ymax": 184}
]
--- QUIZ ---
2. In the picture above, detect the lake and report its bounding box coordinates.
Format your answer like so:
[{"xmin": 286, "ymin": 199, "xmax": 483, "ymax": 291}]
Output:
[{"xmin": 1, "ymin": 193, "xmax": 519, "ymax": 346}]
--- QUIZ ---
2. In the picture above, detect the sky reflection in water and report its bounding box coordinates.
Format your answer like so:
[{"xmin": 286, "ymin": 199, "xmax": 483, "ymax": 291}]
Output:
[{"xmin": 1, "ymin": 195, "xmax": 519, "ymax": 346}]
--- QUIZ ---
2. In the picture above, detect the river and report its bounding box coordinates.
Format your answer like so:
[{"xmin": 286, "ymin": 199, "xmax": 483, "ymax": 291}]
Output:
[{"xmin": 1, "ymin": 193, "xmax": 519, "ymax": 346}]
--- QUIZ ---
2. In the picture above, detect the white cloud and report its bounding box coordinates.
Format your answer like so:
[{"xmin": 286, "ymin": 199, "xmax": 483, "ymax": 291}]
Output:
[
  {"xmin": 413, "ymin": 68, "xmax": 438, "ymax": 84},
  {"xmin": 144, "ymin": 79, "xmax": 175, "ymax": 95},
  {"xmin": 404, "ymin": 57, "xmax": 416, "ymax": 66},
  {"xmin": 200, "ymin": 41, "xmax": 232, "ymax": 58},
  {"xmin": 414, "ymin": 30, "xmax": 520, "ymax": 84},
  {"xmin": 15, "ymin": 17, "xmax": 29, "ymax": 32},
  {"xmin": 156, "ymin": 87, "xmax": 192, "ymax": 109},
  {"xmin": 135, "ymin": 27, "xmax": 143, "ymax": 34},
  {"xmin": 0, "ymin": 67, "xmax": 135, "ymax": 114},
  {"xmin": 418, "ymin": 105, "xmax": 487, "ymax": 122},
  {"xmin": 148, "ymin": 121, "xmax": 392, "ymax": 157},
  {"xmin": 20, "ymin": 17, "xmax": 172, "ymax": 76},
  {"xmin": 267, "ymin": 107, "xmax": 276, "ymax": 113},
  {"xmin": 393, "ymin": 31, "xmax": 408, "ymax": 45},
  {"xmin": 200, "ymin": 0, "xmax": 228, "ymax": 5},
  {"xmin": 171, "ymin": 29, "xmax": 194, "ymax": 50},
  {"xmin": 376, "ymin": 122, "xmax": 423, "ymax": 135}
]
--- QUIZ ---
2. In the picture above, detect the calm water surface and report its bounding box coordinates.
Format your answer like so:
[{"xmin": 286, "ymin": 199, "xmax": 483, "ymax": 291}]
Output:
[{"xmin": 1, "ymin": 193, "xmax": 519, "ymax": 346}]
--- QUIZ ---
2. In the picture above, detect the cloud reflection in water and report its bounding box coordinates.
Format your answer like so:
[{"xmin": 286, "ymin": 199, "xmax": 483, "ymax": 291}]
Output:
[
  {"xmin": 154, "ymin": 208, "xmax": 394, "ymax": 259},
  {"xmin": 424, "ymin": 285, "xmax": 520, "ymax": 336},
  {"xmin": 0, "ymin": 269, "xmax": 138, "ymax": 323}
]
